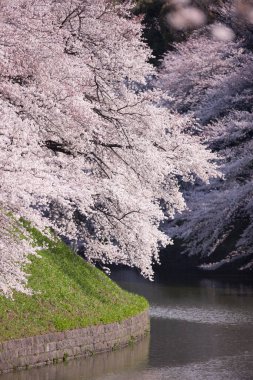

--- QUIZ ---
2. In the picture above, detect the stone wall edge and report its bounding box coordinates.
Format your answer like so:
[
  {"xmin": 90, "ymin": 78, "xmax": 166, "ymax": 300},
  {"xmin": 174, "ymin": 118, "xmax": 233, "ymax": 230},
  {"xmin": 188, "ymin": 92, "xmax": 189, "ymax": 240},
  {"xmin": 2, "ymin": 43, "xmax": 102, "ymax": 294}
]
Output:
[{"xmin": 0, "ymin": 309, "xmax": 150, "ymax": 374}]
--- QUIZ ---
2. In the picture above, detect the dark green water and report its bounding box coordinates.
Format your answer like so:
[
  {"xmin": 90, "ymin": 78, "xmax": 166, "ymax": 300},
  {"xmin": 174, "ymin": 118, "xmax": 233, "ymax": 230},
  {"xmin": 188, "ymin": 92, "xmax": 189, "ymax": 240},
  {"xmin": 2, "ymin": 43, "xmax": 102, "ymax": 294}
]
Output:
[{"xmin": 1, "ymin": 270, "xmax": 253, "ymax": 380}]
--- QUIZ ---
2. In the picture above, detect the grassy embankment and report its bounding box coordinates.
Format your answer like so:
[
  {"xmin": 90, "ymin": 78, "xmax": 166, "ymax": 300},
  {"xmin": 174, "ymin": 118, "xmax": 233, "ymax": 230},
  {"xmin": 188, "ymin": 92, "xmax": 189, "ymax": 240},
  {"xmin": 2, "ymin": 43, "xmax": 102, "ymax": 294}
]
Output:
[{"xmin": 0, "ymin": 221, "xmax": 148, "ymax": 343}]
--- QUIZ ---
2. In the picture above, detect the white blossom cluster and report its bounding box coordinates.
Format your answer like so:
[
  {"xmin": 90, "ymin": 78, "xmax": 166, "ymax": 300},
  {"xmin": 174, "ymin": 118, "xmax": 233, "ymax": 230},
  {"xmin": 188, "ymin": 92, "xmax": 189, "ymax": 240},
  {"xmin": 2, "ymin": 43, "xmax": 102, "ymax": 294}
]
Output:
[
  {"xmin": 0, "ymin": 210, "xmax": 39, "ymax": 297},
  {"xmin": 0, "ymin": 0, "xmax": 217, "ymax": 295}
]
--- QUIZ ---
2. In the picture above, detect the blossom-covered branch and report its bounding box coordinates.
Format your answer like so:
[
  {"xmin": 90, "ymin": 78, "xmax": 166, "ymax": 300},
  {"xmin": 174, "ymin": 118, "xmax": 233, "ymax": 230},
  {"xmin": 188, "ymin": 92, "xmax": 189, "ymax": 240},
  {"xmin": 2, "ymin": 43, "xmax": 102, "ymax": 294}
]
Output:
[{"xmin": 0, "ymin": 0, "xmax": 216, "ymax": 295}]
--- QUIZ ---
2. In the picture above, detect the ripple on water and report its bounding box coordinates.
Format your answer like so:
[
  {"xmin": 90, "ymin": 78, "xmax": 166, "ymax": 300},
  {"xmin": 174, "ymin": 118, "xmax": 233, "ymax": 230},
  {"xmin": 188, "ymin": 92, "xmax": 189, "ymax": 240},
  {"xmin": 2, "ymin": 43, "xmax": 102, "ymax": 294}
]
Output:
[
  {"xmin": 149, "ymin": 305, "xmax": 253, "ymax": 325},
  {"xmin": 93, "ymin": 352, "xmax": 253, "ymax": 380}
]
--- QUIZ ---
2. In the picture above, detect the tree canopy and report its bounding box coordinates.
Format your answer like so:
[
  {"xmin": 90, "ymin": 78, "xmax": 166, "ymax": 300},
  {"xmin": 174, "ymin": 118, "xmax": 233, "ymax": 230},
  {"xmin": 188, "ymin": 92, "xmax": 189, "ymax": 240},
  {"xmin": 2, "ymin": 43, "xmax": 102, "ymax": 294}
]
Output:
[
  {"xmin": 0, "ymin": 0, "xmax": 216, "ymax": 296},
  {"xmin": 158, "ymin": 0, "xmax": 253, "ymax": 272}
]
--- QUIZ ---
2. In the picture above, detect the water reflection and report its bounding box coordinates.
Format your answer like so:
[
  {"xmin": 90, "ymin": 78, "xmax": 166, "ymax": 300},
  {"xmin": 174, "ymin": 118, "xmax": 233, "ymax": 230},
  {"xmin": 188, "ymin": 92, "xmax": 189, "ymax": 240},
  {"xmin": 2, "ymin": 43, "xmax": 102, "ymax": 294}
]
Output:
[
  {"xmin": 112, "ymin": 270, "xmax": 253, "ymax": 377},
  {"xmin": 1, "ymin": 337, "xmax": 149, "ymax": 380},
  {"xmin": 1, "ymin": 271, "xmax": 253, "ymax": 380},
  {"xmin": 150, "ymin": 304, "xmax": 253, "ymax": 324},
  {"xmin": 97, "ymin": 353, "xmax": 253, "ymax": 380},
  {"xmin": 149, "ymin": 317, "xmax": 252, "ymax": 368}
]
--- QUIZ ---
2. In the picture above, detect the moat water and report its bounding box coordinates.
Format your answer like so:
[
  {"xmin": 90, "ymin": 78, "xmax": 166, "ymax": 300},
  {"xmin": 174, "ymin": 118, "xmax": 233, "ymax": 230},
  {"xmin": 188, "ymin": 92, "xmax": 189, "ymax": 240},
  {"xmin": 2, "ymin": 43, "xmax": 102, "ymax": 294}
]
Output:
[{"xmin": 1, "ymin": 270, "xmax": 253, "ymax": 380}]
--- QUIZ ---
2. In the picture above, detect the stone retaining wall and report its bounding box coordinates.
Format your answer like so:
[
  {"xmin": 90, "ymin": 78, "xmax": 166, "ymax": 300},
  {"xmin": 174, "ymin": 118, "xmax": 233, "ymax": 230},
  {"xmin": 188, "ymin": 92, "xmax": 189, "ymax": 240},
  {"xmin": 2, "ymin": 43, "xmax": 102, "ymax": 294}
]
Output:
[{"xmin": 0, "ymin": 310, "xmax": 149, "ymax": 374}]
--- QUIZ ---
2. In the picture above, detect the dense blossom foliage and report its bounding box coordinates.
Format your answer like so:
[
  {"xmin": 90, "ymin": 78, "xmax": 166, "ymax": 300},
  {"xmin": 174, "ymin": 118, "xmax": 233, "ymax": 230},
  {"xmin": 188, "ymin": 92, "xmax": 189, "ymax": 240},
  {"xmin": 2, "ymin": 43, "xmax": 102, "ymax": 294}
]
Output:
[
  {"xmin": 158, "ymin": 0, "xmax": 253, "ymax": 271},
  {"xmin": 0, "ymin": 0, "xmax": 217, "ymax": 296}
]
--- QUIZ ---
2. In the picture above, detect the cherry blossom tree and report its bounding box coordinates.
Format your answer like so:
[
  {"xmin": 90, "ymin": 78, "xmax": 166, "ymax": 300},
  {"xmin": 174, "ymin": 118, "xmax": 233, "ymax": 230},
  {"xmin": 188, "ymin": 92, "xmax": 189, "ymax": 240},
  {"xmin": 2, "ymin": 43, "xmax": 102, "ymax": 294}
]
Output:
[
  {"xmin": 0, "ymin": 0, "xmax": 217, "ymax": 296},
  {"xmin": 158, "ymin": 1, "xmax": 253, "ymax": 272}
]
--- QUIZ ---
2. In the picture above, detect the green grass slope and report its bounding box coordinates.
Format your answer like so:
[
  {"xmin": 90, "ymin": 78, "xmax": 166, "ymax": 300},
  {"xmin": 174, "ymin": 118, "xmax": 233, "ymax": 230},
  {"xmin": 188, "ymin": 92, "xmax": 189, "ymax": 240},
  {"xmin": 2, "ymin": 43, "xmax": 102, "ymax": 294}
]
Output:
[{"xmin": 0, "ymin": 223, "xmax": 148, "ymax": 343}]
